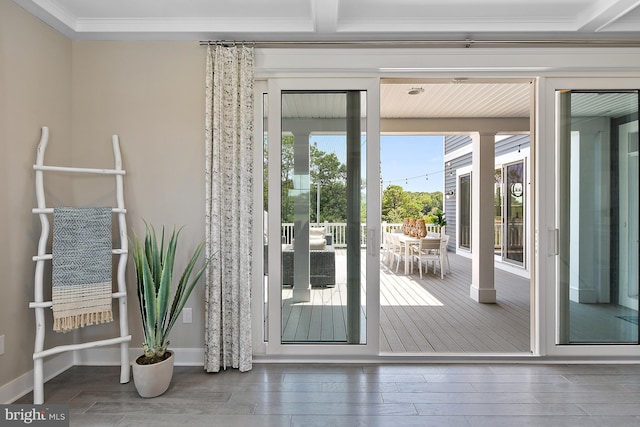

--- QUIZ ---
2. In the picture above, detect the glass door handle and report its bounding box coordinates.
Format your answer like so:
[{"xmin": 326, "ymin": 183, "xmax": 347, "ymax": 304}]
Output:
[
  {"xmin": 367, "ymin": 228, "xmax": 378, "ymax": 257},
  {"xmin": 547, "ymin": 228, "xmax": 559, "ymax": 256}
]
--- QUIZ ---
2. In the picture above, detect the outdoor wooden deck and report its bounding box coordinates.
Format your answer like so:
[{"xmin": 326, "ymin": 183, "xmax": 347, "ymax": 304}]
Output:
[{"xmin": 282, "ymin": 249, "xmax": 531, "ymax": 353}]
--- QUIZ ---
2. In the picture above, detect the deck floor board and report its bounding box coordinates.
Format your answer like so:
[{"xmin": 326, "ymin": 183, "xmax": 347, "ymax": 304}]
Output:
[{"xmin": 282, "ymin": 250, "xmax": 531, "ymax": 352}]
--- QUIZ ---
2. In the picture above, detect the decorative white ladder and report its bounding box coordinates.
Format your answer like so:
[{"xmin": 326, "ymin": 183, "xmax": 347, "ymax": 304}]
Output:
[{"xmin": 29, "ymin": 127, "xmax": 131, "ymax": 404}]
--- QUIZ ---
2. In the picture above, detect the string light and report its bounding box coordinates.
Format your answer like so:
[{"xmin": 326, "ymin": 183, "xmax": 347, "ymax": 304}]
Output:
[{"xmin": 383, "ymin": 168, "xmax": 447, "ymax": 187}]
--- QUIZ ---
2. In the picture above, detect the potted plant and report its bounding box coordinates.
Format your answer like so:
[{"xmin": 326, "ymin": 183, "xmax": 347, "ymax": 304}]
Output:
[
  {"xmin": 130, "ymin": 222, "xmax": 209, "ymax": 398},
  {"xmin": 432, "ymin": 209, "xmax": 447, "ymax": 234}
]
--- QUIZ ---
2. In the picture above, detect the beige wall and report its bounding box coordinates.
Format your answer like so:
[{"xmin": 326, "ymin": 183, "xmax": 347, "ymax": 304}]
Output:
[
  {"xmin": 1, "ymin": 0, "xmax": 207, "ymax": 394},
  {"xmin": 0, "ymin": 0, "xmax": 73, "ymax": 388},
  {"xmin": 70, "ymin": 41, "xmax": 207, "ymax": 350}
]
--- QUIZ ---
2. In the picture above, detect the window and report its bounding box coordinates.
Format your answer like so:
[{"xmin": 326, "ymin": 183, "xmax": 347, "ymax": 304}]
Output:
[{"xmin": 459, "ymin": 173, "xmax": 471, "ymax": 250}]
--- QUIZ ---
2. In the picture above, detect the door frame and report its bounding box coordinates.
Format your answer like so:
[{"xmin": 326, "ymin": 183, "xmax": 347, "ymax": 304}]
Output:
[
  {"xmin": 262, "ymin": 77, "xmax": 381, "ymax": 357},
  {"xmin": 540, "ymin": 77, "xmax": 640, "ymax": 358}
]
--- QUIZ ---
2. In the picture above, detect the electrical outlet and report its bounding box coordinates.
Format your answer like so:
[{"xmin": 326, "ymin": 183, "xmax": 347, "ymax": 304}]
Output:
[
  {"xmin": 182, "ymin": 308, "xmax": 193, "ymax": 324},
  {"xmin": 0, "ymin": 335, "xmax": 4, "ymax": 356}
]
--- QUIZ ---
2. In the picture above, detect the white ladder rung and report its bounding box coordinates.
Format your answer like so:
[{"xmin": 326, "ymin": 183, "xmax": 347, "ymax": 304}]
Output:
[
  {"xmin": 33, "ymin": 335, "xmax": 131, "ymax": 360},
  {"xmin": 33, "ymin": 207, "xmax": 127, "ymax": 214},
  {"xmin": 29, "ymin": 291, "xmax": 129, "ymax": 309},
  {"xmin": 29, "ymin": 301, "xmax": 52, "ymax": 309},
  {"xmin": 33, "ymin": 164, "xmax": 126, "ymax": 175},
  {"xmin": 33, "ymin": 249, "xmax": 128, "ymax": 261}
]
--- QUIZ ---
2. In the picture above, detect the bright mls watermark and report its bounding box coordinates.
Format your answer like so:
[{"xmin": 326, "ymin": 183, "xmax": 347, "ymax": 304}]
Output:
[{"xmin": 1, "ymin": 405, "xmax": 69, "ymax": 426}]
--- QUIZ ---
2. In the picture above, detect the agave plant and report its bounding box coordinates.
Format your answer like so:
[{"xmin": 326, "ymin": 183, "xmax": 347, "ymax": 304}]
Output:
[{"xmin": 130, "ymin": 222, "xmax": 209, "ymax": 364}]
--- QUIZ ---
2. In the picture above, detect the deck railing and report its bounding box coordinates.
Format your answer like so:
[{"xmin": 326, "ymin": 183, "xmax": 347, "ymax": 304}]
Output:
[
  {"xmin": 281, "ymin": 222, "xmax": 368, "ymax": 247},
  {"xmin": 281, "ymin": 222, "xmax": 523, "ymax": 250},
  {"xmin": 281, "ymin": 222, "xmax": 440, "ymax": 248}
]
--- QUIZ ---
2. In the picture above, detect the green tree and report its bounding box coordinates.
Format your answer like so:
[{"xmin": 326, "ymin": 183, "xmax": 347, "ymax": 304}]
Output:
[
  {"xmin": 417, "ymin": 192, "xmax": 443, "ymax": 216},
  {"xmin": 271, "ymin": 139, "xmax": 444, "ymax": 225},
  {"xmin": 279, "ymin": 135, "xmax": 295, "ymax": 222},
  {"xmin": 382, "ymin": 185, "xmax": 409, "ymax": 220},
  {"xmin": 270, "ymin": 138, "xmax": 349, "ymax": 223},
  {"xmin": 310, "ymin": 142, "xmax": 347, "ymax": 222},
  {"xmin": 382, "ymin": 185, "xmax": 422, "ymax": 221},
  {"xmin": 382, "ymin": 186, "xmax": 444, "ymax": 223}
]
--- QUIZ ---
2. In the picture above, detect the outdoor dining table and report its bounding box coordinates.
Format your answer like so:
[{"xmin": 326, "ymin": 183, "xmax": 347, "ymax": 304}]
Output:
[{"xmin": 395, "ymin": 234, "xmax": 439, "ymax": 275}]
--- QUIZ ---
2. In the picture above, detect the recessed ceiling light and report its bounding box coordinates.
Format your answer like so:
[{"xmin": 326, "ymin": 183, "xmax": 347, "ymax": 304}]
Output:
[{"xmin": 407, "ymin": 87, "xmax": 424, "ymax": 95}]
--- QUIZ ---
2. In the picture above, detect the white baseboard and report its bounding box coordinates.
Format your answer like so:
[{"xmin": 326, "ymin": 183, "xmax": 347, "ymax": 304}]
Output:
[
  {"xmin": 0, "ymin": 347, "xmax": 205, "ymax": 404},
  {"xmin": 0, "ymin": 352, "xmax": 74, "ymax": 404},
  {"xmin": 74, "ymin": 347, "xmax": 205, "ymax": 366},
  {"xmin": 570, "ymin": 287, "xmax": 598, "ymax": 303}
]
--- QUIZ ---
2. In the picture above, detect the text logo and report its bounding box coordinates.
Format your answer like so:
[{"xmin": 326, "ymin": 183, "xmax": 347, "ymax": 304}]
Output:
[{"xmin": 1, "ymin": 405, "xmax": 69, "ymax": 426}]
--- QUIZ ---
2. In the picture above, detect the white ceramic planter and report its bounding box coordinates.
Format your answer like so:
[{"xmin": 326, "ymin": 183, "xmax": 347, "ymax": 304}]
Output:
[{"xmin": 132, "ymin": 351, "xmax": 174, "ymax": 398}]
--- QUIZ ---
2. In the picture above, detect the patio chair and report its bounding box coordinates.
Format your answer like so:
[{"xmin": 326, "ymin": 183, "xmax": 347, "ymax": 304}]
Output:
[
  {"xmin": 411, "ymin": 235, "xmax": 448, "ymax": 279},
  {"xmin": 382, "ymin": 231, "xmax": 393, "ymax": 266},
  {"xmin": 389, "ymin": 232, "xmax": 409, "ymax": 273}
]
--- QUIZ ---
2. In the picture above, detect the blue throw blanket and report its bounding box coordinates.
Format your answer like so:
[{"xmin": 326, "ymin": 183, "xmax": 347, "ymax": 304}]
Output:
[{"xmin": 52, "ymin": 207, "xmax": 113, "ymax": 332}]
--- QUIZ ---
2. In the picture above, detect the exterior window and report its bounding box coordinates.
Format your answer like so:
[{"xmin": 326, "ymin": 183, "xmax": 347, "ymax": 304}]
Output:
[
  {"xmin": 504, "ymin": 161, "xmax": 525, "ymax": 265},
  {"xmin": 494, "ymin": 168, "xmax": 502, "ymax": 256},
  {"xmin": 459, "ymin": 173, "xmax": 471, "ymax": 250}
]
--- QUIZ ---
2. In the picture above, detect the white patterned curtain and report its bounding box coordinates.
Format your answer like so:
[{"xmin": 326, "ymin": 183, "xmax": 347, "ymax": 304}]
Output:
[{"xmin": 204, "ymin": 44, "xmax": 254, "ymax": 372}]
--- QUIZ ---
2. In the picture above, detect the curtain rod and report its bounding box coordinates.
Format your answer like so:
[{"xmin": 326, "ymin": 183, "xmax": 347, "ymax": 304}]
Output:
[{"xmin": 199, "ymin": 39, "xmax": 640, "ymax": 48}]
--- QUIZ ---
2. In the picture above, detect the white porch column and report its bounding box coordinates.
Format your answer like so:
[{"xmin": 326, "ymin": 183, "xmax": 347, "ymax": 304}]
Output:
[
  {"xmin": 292, "ymin": 131, "xmax": 311, "ymax": 302},
  {"xmin": 470, "ymin": 131, "xmax": 497, "ymax": 303}
]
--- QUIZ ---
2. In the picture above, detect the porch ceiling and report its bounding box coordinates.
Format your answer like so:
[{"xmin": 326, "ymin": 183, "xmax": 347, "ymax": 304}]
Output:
[
  {"xmin": 283, "ymin": 83, "xmax": 638, "ymax": 122},
  {"xmin": 380, "ymin": 81, "xmax": 532, "ymax": 119},
  {"xmin": 281, "ymin": 81, "xmax": 533, "ymax": 122}
]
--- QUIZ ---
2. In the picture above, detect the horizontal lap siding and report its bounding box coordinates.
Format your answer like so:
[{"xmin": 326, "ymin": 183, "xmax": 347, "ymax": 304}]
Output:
[
  {"xmin": 444, "ymin": 134, "xmax": 472, "ymax": 251},
  {"xmin": 445, "ymin": 154, "xmax": 471, "ymax": 252},
  {"xmin": 496, "ymin": 134, "xmax": 530, "ymax": 157},
  {"xmin": 444, "ymin": 134, "xmax": 529, "ymax": 253},
  {"xmin": 444, "ymin": 135, "xmax": 471, "ymax": 155}
]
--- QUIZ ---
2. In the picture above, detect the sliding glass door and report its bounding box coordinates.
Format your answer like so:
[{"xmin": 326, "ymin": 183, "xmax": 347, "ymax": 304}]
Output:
[
  {"xmin": 266, "ymin": 79, "xmax": 380, "ymax": 356},
  {"xmin": 556, "ymin": 88, "xmax": 639, "ymax": 345}
]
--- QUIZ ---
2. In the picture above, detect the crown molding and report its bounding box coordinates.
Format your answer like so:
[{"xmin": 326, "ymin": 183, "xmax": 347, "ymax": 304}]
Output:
[{"xmin": 75, "ymin": 17, "xmax": 313, "ymax": 34}]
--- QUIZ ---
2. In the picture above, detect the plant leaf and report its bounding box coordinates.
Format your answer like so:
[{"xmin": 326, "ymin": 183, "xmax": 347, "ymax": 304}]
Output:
[
  {"xmin": 165, "ymin": 239, "xmax": 209, "ymax": 338},
  {"xmin": 132, "ymin": 220, "xmax": 210, "ymax": 356}
]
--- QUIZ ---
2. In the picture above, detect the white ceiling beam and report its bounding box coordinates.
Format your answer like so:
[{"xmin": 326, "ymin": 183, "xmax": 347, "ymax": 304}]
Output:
[
  {"xmin": 576, "ymin": 0, "xmax": 640, "ymax": 32},
  {"xmin": 11, "ymin": 0, "xmax": 77, "ymax": 37},
  {"xmin": 311, "ymin": 0, "xmax": 339, "ymax": 33}
]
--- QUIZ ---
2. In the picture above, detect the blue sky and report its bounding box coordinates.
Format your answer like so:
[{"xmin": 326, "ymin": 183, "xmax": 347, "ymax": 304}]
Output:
[
  {"xmin": 381, "ymin": 135, "xmax": 444, "ymax": 193},
  {"xmin": 312, "ymin": 134, "xmax": 444, "ymax": 193}
]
